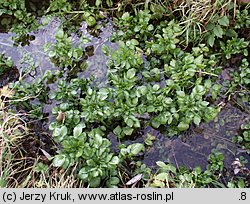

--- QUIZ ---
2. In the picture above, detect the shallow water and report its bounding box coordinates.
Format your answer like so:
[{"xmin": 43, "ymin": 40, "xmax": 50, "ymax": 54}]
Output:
[{"xmin": 143, "ymin": 103, "xmax": 250, "ymax": 169}]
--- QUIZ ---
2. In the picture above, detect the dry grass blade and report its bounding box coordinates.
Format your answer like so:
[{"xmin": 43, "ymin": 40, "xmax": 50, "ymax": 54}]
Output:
[{"xmin": 126, "ymin": 173, "xmax": 143, "ymax": 185}]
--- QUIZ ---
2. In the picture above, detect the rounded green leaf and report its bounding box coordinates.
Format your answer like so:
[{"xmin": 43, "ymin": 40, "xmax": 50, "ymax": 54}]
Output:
[
  {"xmin": 95, "ymin": 0, "xmax": 101, "ymax": 7},
  {"xmin": 152, "ymin": 84, "xmax": 160, "ymax": 91},
  {"xmin": 86, "ymin": 16, "xmax": 96, "ymax": 27},
  {"xmin": 55, "ymin": 29, "xmax": 64, "ymax": 39},
  {"xmin": 125, "ymin": 118, "xmax": 134, "ymax": 127},
  {"xmin": 126, "ymin": 68, "xmax": 136, "ymax": 79},
  {"xmin": 109, "ymin": 156, "xmax": 119, "ymax": 165},
  {"xmin": 121, "ymin": 12, "xmax": 129, "ymax": 20},
  {"xmin": 152, "ymin": 118, "xmax": 161, "ymax": 129},
  {"xmin": 60, "ymin": 126, "xmax": 68, "ymax": 137},
  {"xmin": 53, "ymin": 155, "xmax": 66, "ymax": 167},
  {"xmin": 73, "ymin": 123, "xmax": 85, "ymax": 137},
  {"xmin": 94, "ymin": 134, "xmax": 103, "ymax": 146},
  {"xmin": 177, "ymin": 122, "xmax": 189, "ymax": 131},
  {"xmin": 89, "ymin": 177, "xmax": 101, "ymax": 187},
  {"xmin": 122, "ymin": 127, "xmax": 134, "ymax": 136},
  {"xmin": 129, "ymin": 143, "xmax": 145, "ymax": 156},
  {"xmin": 147, "ymin": 24, "xmax": 154, "ymax": 31},
  {"xmin": 79, "ymin": 168, "xmax": 88, "ymax": 181},
  {"xmin": 193, "ymin": 115, "xmax": 201, "ymax": 126},
  {"xmin": 108, "ymin": 177, "xmax": 120, "ymax": 185},
  {"xmin": 48, "ymin": 51, "xmax": 56, "ymax": 58}
]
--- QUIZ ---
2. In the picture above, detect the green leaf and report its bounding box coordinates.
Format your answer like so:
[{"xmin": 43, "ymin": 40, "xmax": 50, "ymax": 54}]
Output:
[
  {"xmin": 95, "ymin": 0, "xmax": 101, "ymax": 7},
  {"xmin": 123, "ymin": 127, "xmax": 134, "ymax": 135},
  {"xmin": 176, "ymin": 91, "xmax": 185, "ymax": 97},
  {"xmin": 137, "ymin": 86, "xmax": 147, "ymax": 96},
  {"xmin": 86, "ymin": 16, "xmax": 96, "ymax": 27},
  {"xmin": 101, "ymin": 44, "xmax": 110, "ymax": 56},
  {"xmin": 205, "ymin": 22, "xmax": 215, "ymax": 31},
  {"xmin": 53, "ymin": 155, "xmax": 66, "ymax": 167},
  {"xmin": 76, "ymin": 149, "xmax": 83, "ymax": 158},
  {"xmin": 204, "ymin": 79, "xmax": 212, "ymax": 89},
  {"xmin": 156, "ymin": 161, "xmax": 168, "ymax": 168},
  {"xmin": 61, "ymin": 126, "xmax": 68, "ymax": 137},
  {"xmin": 164, "ymin": 97, "xmax": 173, "ymax": 105},
  {"xmin": 125, "ymin": 118, "xmax": 134, "ymax": 127},
  {"xmin": 201, "ymin": 101, "xmax": 209, "ymax": 107},
  {"xmin": 109, "ymin": 156, "xmax": 119, "ymax": 165},
  {"xmin": 225, "ymin": 29, "xmax": 237, "ymax": 38},
  {"xmin": 87, "ymin": 87, "xmax": 93, "ymax": 95},
  {"xmin": 89, "ymin": 177, "xmax": 101, "ymax": 187},
  {"xmin": 152, "ymin": 118, "xmax": 161, "ymax": 128},
  {"xmin": 108, "ymin": 177, "xmax": 120, "ymax": 185},
  {"xmin": 144, "ymin": 133, "xmax": 156, "ymax": 146},
  {"xmin": 56, "ymin": 29, "xmax": 64, "ymax": 39},
  {"xmin": 218, "ymin": 16, "xmax": 229, "ymax": 27},
  {"xmin": 155, "ymin": 173, "xmax": 168, "ymax": 181},
  {"xmin": 53, "ymin": 127, "xmax": 61, "ymax": 137},
  {"xmin": 78, "ymin": 168, "xmax": 88, "ymax": 181},
  {"xmin": 213, "ymin": 25, "xmax": 223, "ymax": 38},
  {"xmin": 177, "ymin": 122, "xmax": 189, "ymax": 131},
  {"xmin": 204, "ymin": 107, "xmax": 218, "ymax": 122},
  {"xmin": 212, "ymin": 84, "xmax": 222, "ymax": 99},
  {"xmin": 194, "ymin": 55, "xmax": 203, "ymax": 65},
  {"xmin": 130, "ymin": 39, "xmax": 139, "ymax": 46},
  {"xmin": 48, "ymin": 51, "xmax": 56, "ymax": 58},
  {"xmin": 134, "ymin": 26, "xmax": 140, "ymax": 32},
  {"xmin": 94, "ymin": 134, "xmax": 103, "ymax": 146},
  {"xmin": 194, "ymin": 115, "xmax": 201, "ymax": 126},
  {"xmin": 147, "ymin": 106, "xmax": 155, "ymax": 112},
  {"xmin": 73, "ymin": 123, "xmax": 85, "ymax": 137},
  {"xmin": 129, "ymin": 143, "xmax": 145, "ymax": 156},
  {"xmin": 165, "ymin": 164, "xmax": 176, "ymax": 173},
  {"xmin": 126, "ymin": 68, "xmax": 136, "ymax": 79},
  {"xmin": 152, "ymin": 180, "xmax": 165, "ymax": 187},
  {"xmin": 147, "ymin": 24, "xmax": 154, "ymax": 31},
  {"xmin": 207, "ymin": 34, "xmax": 215, "ymax": 47},
  {"xmin": 49, "ymin": 122, "xmax": 57, "ymax": 131},
  {"xmin": 106, "ymin": 0, "xmax": 113, "ymax": 7},
  {"xmin": 152, "ymin": 84, "xmax": 160, "ymax": 91},
  {"xmin": 121, "ymin": 12, "xmax": 130, "ymax": 20},
  {"xmin": 113, "ymin": 126, "xmax": 122, "ymax": 136}
]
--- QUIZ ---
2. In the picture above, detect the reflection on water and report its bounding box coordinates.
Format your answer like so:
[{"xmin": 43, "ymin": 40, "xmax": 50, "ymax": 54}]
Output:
[
  {"xmin": 143, "ymin": 103, "xmax": 250, "ymax": 169},
  {"xmin": 0, "ymin": 18, "xmax": 116, "ymax": 86}
]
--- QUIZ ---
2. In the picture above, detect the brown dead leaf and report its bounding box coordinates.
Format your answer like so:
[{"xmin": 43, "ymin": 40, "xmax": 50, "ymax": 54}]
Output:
[
  {"xmin": 0, "ymin": 85, "xmax": 15, "ymax": 98},
  {"xmin": 221, "ymin": 69, "xmax": 231, "ymax": 81}
]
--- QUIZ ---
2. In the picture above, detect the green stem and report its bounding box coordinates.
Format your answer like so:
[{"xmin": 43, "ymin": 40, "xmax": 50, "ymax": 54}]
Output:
[{"xmin": 195, "ymin": 71, "xmax": 218, "ymax": 77}]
